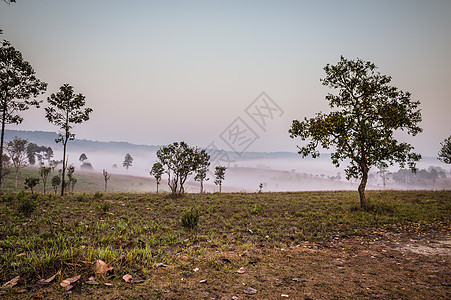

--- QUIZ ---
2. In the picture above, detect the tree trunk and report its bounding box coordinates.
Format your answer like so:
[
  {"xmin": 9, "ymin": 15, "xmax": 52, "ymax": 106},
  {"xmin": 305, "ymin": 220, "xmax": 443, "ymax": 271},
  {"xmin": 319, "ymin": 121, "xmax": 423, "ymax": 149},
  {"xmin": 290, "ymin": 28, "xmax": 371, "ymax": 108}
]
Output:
[
  {"xmin": 219, "ymin": 182, "xmax": 222, "ymax": 193},
  {"xmin": 14, "ymin": 169, "xmax": 18, "ymax": 189},
  {"xmin": 104, "ymin": 179, "xmax": 107, "ymax": 192},
  {"xmin": 156, "ymin": 182, "xmax": 159, "ymax": 193},
  {"xmin": 0, "ymin": 108, "xmax": 6, "ymax": 189},
  {"xmin": 61, "ymin": 139, "xmax": 67, "ymax": 196},
  {"xmin": 200, "ymin": 179, "xmax": 203, "ymax": 193},
  {"xmin": 358, "ymin": 165, "xmax": 369, "ymax": 209}
]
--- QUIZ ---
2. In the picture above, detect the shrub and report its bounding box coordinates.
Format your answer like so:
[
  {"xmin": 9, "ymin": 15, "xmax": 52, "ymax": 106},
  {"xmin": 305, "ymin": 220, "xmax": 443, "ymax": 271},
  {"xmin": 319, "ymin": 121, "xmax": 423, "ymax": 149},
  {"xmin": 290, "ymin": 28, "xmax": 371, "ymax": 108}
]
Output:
[
  {"xmin": 1, "ymin": 193, "xmax": 15, "ymax": 203},
  {"xmin": 17, "ymin": 197, "xmax": 36, "ymax": 216},
  {"xmin": 181, "ymin": 208, "xmax": 200, "ymax": 230},
  {"xmin": 75, "ymin": 193, "xmax": 89, "ymax": 202},
  {"xmin": 93, "ymin": 192, "xmax": 103, "ymax": 199},
  {"xmin": 251, "ymin": 203, "xmax": 262, "ymax": 214}
]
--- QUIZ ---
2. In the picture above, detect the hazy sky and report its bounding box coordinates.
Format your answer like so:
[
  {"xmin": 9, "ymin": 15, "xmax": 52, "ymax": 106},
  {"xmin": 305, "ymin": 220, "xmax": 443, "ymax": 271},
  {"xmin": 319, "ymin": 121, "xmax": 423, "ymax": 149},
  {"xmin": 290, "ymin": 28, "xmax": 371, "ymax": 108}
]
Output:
[{"xmin": 1, "ymin": 0, "xmax": 450, "ymax": 156}]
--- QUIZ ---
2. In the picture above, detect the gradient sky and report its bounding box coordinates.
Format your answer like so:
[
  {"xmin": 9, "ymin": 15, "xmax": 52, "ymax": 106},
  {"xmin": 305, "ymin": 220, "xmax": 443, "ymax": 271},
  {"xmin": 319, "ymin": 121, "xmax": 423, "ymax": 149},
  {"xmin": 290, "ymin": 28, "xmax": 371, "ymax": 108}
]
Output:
[{"xmin": 1, "ymin": 0, "xmax": 450, "ymax": 157}]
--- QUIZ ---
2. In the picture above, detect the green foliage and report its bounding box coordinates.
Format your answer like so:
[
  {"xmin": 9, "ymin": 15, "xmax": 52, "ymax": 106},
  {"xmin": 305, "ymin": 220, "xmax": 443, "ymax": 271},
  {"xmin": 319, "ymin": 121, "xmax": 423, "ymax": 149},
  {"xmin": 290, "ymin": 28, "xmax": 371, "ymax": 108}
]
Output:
[
  {"xmin": 150, "ymin": 162, "xmax": 164, "ymax": 193},
  {"xmin": 45, "ymin": 84, "xmax": 92, "ymax": 196},
  {"xmin": 17, "ymin": 196, "xmax": 36, "ymax": 216},
  {"xmin": 438, "ymin": 135, "xmax": 451, "ymax": 164},
  {"xmin": 75, "ymin": 193, "xmax": 89, "ymax": 202},
  {"xmin": 24, "ymin": 176, "xmax": 40, "ymax": 193},
  {"xmin": 251, "ymin": 203, "xmax": 262, "ymax": 214},
  {"xmin": 156, "ymin": 141, "xmax": 209, "ymax": 195},
  {"xmin": 289, "ymin": 56, "xmax": 422, "ymax": 208},
  {"xmin": 0, "ymin": 39, "xmax": 47, "ymax": 188},
  {"xmin": 181, "ymin": 208, "xmax": 200, "ymax": 230},
  {"xmin": 214, "ymin": 165, "xmax": 227, "ymax": 193},
  {"xmin": 93, "ymin": 191, "xmax": 103, "ymax": 199},
  {"xmin": 51, "ymin": 175, "xmax": 61, "ymax": 195}
]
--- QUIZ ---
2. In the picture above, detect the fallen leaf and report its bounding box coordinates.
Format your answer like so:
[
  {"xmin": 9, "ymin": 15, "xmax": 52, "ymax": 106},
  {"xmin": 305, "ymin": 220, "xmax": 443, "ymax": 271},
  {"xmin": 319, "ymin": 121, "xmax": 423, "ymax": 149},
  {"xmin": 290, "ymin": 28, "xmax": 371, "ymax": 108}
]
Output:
[
  {"xmin": 155, "ymin": 263, "xmax": 168, "ymax": 268},
  {"xmin": 243, "ymin": 287, "xmax": 257, "ymax": 295},
  {"xmin": 281, "ymin": 294, "xmax": 289, "ymax": 297},
  {"xmin": 95, "ymin": 259, "xmax": 113, "ymax": 274},
  {"xmin": 85, "ymin": 279, "xmax": 99, "ymax": 285},
  {"xmin": 193, "ymin": 267, "xmax": 199, "ymax": 272},
  {"xmin": 122, "ymin": 274, "xmax": 132, "ymax": 283},
  {"xmin": 16, "ymin": 252, "xmax": 26, "ymax": 257},
  {"xmin": 130, "ymin": 277, "xmax": 144, "ymax": 284},
  {"xmin": 199, "ymin": 279, "xmax": 207, "ymax": 283},
  {"xmin": 2, "ymin": 275, "xmax": 19, "ymax": 288},
  {"xmin": 104, "ymin": 283, "xmax": 113, "ymax": 287},
  {"xmin": 60, "ymin": 275, "xmax": 81, "ymax": 288},
  {"xmin": 236, "ymin": 267, "xmax": 246, "ymax": 274},
  {"xmin": 38, "ymin": 270, "xmax": 61, "ymax": 284}
]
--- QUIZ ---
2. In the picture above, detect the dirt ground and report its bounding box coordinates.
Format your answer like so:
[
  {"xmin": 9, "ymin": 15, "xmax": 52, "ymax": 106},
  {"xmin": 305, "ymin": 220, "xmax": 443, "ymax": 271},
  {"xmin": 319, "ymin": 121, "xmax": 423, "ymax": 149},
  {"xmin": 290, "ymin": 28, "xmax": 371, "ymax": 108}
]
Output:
[{"xmin": 4, "ymin": 232, "xmax": 448, "ymax": 299}]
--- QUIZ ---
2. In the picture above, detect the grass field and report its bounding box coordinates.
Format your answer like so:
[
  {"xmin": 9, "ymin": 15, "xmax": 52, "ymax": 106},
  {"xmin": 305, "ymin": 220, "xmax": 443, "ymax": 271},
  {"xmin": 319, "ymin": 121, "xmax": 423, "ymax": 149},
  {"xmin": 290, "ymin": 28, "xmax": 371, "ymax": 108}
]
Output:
[{"xmin": 0, "ymin": 190, "xmax": 450, "ymax": 299}]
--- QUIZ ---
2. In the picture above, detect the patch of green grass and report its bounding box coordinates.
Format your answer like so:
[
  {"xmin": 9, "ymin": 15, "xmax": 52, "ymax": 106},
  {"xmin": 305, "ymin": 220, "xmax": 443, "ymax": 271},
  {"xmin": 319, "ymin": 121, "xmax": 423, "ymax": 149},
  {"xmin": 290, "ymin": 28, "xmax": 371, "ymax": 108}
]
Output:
[{"xmin": 0, "ymin": 190, "xmax": 449, "ymax": 289}]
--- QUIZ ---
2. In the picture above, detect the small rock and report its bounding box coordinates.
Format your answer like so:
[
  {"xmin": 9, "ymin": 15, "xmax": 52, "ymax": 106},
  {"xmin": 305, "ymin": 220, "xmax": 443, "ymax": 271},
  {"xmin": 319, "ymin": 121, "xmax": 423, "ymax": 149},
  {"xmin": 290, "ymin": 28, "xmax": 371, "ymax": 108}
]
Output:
[
  {"xmin": 243, "ymin": 287, "xmax": 257, "ymax": 295},
  {"xmin": 199, "ymin": 279, "xmax": 207, "ymax": 283},
  {"xmin": 236, "ymin": 267, "xmax": 246, "ymax": 274},
  {"xmin": 193, "ymin": 267, "xmax": 199, "ymax": 272},
  {"xmin": 281, "ymin": 294, "xmax": 289, "ymax": 298},
  {"xmin": 292, "ymin": 278, "xmax": 299, "ymax": 282}
]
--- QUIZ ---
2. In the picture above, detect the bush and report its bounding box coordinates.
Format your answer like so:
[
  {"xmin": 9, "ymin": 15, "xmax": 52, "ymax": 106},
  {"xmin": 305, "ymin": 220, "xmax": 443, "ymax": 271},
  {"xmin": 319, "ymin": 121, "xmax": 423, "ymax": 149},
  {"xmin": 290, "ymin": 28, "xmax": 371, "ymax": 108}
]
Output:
[
  {"xmin": 17, "ymin": 197, "xmax": 36, "ymax": 216},
  {"xmin": 75, "ymin": 193, "xmax": 90, "ymax": 202},
  {"xmin": 1, "ymin": 193, "xmax": 15, "ymax": 203},
  {"xmin": 181, "ymin": 208, "xmax": 200, "ymax": 230},
  {"xmin": 93, "ymin": 192, "xmax": 103, "ymax": 199},
  {"xmin": 251, "ymin": 203, "xmax": 262, "ymax": 214}
]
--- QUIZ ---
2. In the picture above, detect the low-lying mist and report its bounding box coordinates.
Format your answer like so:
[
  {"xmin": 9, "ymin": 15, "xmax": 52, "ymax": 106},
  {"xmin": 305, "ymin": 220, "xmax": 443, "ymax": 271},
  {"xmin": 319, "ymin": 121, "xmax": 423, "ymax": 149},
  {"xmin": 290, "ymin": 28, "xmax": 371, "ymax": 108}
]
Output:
[{"xmin": 54, "ymin": 149, "xmax": 451, "ymax": 193}]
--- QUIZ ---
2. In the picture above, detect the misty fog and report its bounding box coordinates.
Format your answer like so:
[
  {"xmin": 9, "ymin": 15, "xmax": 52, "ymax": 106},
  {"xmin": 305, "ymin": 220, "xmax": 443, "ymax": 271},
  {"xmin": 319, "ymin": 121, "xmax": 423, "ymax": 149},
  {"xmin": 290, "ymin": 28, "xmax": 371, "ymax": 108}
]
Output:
[{"xmin": 52, "ymin": 147, "xmax": 450, "ymax": 193}]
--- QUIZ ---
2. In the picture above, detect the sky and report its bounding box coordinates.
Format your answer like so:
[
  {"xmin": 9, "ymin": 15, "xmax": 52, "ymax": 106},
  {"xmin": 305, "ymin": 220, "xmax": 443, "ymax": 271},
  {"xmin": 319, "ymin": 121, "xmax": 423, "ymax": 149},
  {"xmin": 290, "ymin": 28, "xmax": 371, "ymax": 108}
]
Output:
[{"xmin": 1, "ymin": 0, "xmax": 450, "ymax": 157}]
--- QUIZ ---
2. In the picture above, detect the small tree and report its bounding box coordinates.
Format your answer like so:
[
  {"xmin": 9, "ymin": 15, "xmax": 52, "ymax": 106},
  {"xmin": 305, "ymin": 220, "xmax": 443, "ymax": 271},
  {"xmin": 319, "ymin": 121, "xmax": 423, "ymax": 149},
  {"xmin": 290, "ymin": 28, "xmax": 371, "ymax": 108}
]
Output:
[
  {"xmin": 39, "ymin": 166, "xmax": 51, "ymax": 194},
  {"xmin": 377, "ymin": 165, "xmax": 391, "ymax": 189},
  {"xmin": 289, "ymin": 56, "xmax": 422, "ymax": 209},
  {"xmin": 194, "ymin": 150, "xmax": 210, "ymax": 193},
  {"xmin": 156, "ymin": 142, "xmax": 207, "ymax": 195},
  {"xmin": 24, "ymin": 177, "xmax": 40, "ymax": 194},
  {"xmin": 123, "ymin": 153, "xmax": 133, "ymax": 170},
  {"xmin": 79, "ymin": 153, "xmax": 88, "ymax": 163},
  {"xmin": 214, "ymin": 166, "xmax": 227, "ymax": 193},
  {"xmin": 438, "ymin": 135, "xmax": 451, "ymax": 164},
  {"xmin": 51, "ymin": 175, "xmax": 61, "ymax": 195},
  {"xmin": 6, "ymin": 137, "xmax": 28, "ymax": 188},
  {"xmin": 150, "ymin": 162, "xmax": 164, "ymax": 193},
  {"xmin": 45, "ymin": 84, "xmax": 92, "ymax": 196},
  {"xmin": 102, "ymin": 169, "xmax": 111, "ymax": 192},
  {"xmin": 67, "ymin": 165, "xmax": 76, "ymax": 193},
  {"xmin": 0, "ymin": 40, "xmax": 47, "ymax": 188}
]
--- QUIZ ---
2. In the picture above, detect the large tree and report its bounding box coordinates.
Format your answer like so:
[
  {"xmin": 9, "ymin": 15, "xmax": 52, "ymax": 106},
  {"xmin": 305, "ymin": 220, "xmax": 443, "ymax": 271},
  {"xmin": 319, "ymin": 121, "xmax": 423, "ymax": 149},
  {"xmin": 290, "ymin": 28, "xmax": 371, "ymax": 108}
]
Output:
[
  {"xmin": 156, "ymin": 141, "xmax": 207, "ymax": 195},
  {"xmin": 45, "ymin": 84, "xmax": 92, "ymax": 196},
  {"xmin": 0, "ymin": 40, "xmax": 47, "ymax": 187},
  {"xmin": 438, "ymin": 135, "xmax": 451, "ymax": 164},
  {"xmin": 289, "ymin": 56, "xmax": 422, "ymax": 209}
]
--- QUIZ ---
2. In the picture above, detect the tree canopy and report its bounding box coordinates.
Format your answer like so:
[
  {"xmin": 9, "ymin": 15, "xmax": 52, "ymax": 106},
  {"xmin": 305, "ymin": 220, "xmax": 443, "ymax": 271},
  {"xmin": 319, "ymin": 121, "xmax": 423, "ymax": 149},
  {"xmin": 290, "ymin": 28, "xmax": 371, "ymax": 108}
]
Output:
[
  {"xmin": 45, "ymin": 84, "xmax": 92, "ymax": 195},
  {"xmin": 289, "ymin": 56, "xmax": 422, "ymax": 208},
  {"xmin": 0, "ymin": 40, "xmax": 47, "ymax": 186},
  {"xmin": 438, "ymin": 135, "xmax": 451, "ymax": 164},
  {"xmin": 156, "ymin": 141, "xmax": 208, "ymax": 195}
]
